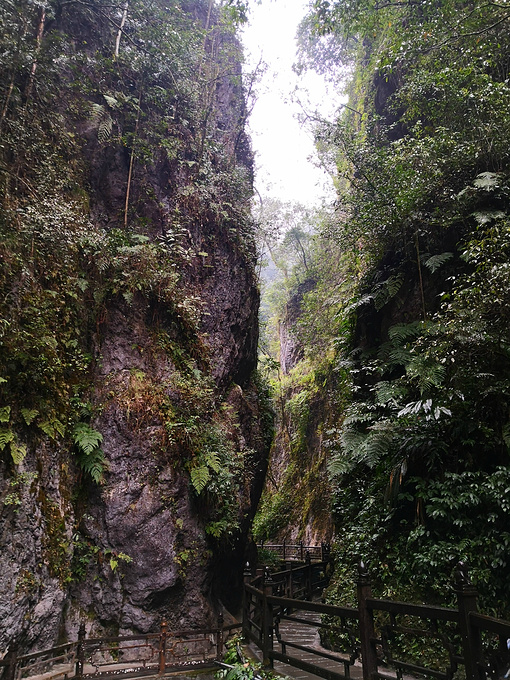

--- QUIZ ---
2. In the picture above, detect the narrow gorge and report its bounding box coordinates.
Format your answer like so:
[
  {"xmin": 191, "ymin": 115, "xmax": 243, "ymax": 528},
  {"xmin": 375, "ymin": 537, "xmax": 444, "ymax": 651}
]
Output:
[{"xmin": 3, "ymin": 0, "xmax": 510, "ymax": 665}]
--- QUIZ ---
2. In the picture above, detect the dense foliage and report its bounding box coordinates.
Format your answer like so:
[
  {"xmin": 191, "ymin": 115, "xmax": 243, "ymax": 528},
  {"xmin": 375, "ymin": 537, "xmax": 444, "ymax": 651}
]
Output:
[
  {"xmin": 0, "ymin": 0, "xmax": 258, "ymax": 537},
  {"xmin": 257, "ymin": 0, "xmax": 510, "ymax": 616}
]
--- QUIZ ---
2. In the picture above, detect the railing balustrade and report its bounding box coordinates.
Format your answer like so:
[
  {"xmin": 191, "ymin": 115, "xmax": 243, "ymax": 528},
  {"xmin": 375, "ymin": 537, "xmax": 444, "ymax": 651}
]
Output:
[
  {"xmin": 257, "ymin": 541, "xmax": 331, "ymax": 563},
  {"xmin": 243, "ymin": 558, "xmax": 510, "ymax": 680},
  {"xmin": 0, "ymin": 616, "xmax": 241, "ymax": 680}
]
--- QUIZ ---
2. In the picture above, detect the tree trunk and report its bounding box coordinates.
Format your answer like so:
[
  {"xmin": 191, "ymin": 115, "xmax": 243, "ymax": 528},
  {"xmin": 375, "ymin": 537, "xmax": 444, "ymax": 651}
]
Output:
[{"xmin": 24, "ymin": 6, "xmax": 46, "ymax": 104}]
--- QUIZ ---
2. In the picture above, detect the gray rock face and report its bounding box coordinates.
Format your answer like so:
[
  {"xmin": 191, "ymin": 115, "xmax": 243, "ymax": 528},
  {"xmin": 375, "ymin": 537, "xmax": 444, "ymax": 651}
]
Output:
[
  {"xmin": 279, "ymin": 279, "xmax": 315, "ymax": 375},
  {"xmin": 0, "ymin": 445, "xmax": 73, "ymax": 652},
  {"xmin": 67, "ymin": 300, "xmax": 215, "ymax": 634},
  {"xmin": 0, "ymin": 0, "xmax": 268, "ymax": 655}
]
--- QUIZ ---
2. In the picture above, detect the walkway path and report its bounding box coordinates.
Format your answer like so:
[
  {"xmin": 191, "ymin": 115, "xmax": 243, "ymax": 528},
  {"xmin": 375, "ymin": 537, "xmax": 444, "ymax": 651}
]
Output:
[{"xmin": 250, "ymin": 608, "xmax": 362, "ymax": 680}]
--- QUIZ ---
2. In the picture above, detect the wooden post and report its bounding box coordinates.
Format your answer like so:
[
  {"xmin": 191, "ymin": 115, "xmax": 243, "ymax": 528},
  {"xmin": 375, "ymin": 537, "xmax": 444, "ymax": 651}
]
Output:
[
  {"xmin": 455, "ymin": 562, "xmax": 481, "ymax": 680},
  {"xmin": 300, "ymin": 541, "xmax": 304, "ymax": 561},
  {"xmin": 283, "ymin": 539, "xmax": 286, "ymax": 562},
  {"xmin": 216, "ymin": 612, "xmax": 224, "ymax": 661},
  {"xmin": 5, "ymin": 642, "xmax": 18, "ymax": 680},
  {"xmin": 242, "ymin": 561, "xmax": 252, "ymax": 641},
  {"xmin": 75, "ymin": 623, "xmax": 85, "ymax": 680},
  {"xmin": 357, "ymin": 561, "xmax": 378, "ymax": 680},
  {"xmin": 289, "ymin": 561, "xmax": 294, "ymax": 601},
  {"xmin": 262, "ymin": 568, "xmax": 274, "ymax": 668},
  {"xmin": 158, "ymin": 620, "xmax": 167, "ymax": 675},
  {"xmin": 306, "ymin": 551, "xmax": 313, "ymax": 600}
]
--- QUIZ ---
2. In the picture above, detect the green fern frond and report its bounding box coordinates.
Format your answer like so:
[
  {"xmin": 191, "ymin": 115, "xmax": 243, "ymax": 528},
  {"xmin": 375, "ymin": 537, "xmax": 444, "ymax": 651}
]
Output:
[
  {"xmin": 388, "ymin": 346, "xmax": 413, "ymax": 364},
  {"xmin": 0, "ymin": 428, "xmax": 15, "ymax": 451},
  {"xmin": 40, "ymin": 418, "xmax": 65, "ymax": 439},
  {"xmin": 375, "ymin": 381, "xmax": 399, "ymax": 405},
  {"xmin": 73, "ymin": 423, "xmax": 103, "ymax": 455},
  {"xmin": 341, "ymin": 427, "xmax": 367, "ymax": 454},
  {"xmin": 205, "ymin": 450, "xmax": 221, "ymax": 473},
  {"xmin": 0, "ymin": 406, "xmax": 11, "ymax": 423},
  {"xmin": 424, "ymin": 252, "xmax": 453, "ymax": 273},
  {"xmin": 21, "ymin": 408, "xmax": 39, "ymax": 425},
  {"xmin": 79, "ymin": 448, "xmax": 106, "ymax": 484},
  {"xmin": 406, "ymin": 357, "xmax": 445, "ymax": 392},
  {"xmin": 472, "ymin": 210, "xmax": 506, "ymax": 225},
  {"xmin": 328, "ymin": 453, "xmax": 353, "ymax": 478},
  {"xmin": 388, "ymin": 321, "xmax": 425, "ymax": 343},
  {"xmin": 345, "ymin": 293, "xmax": 374, "ymax": 313},
  {"xmin": 103, "ymin": 93, "xmax": 120, "ymax": 108},
  {"xmin": 10, "ymin": 441, "xmax": 27, "ymax": 465},
  {"xmin": 374, "ymin": 274, "xmax": 404, "ymax": 310},
  {"xmin": 343, "ymin": 408, "xmax": 375, "ymax": 427},
  {"xmin": 191, "ymin": 464, "xmax": 210, "ymax": 494},
  {"xmin": 90, "ymin": 103, "xmax": 113, "ymax": 144},
  {"xmin": 362, "ymin": 423, "xmax": 394, "ymax": 467},
  {"xmin": 473, "ymin": 171, "xmax": 503, "ymax": 190}
]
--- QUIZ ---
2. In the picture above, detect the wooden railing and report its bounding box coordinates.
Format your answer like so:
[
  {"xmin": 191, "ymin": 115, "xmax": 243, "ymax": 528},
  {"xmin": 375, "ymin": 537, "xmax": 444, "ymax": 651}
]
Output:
[
  {"xmin": 243, "ymin": 559, "xmax": 510, "ymax": 680},
  {"xmin": 0, "ymin": 615, "xmax": 241, "ymax": 680},
  {"xmin": 257, "ymin": 541, "xmax": 331, "ymax": 563}
]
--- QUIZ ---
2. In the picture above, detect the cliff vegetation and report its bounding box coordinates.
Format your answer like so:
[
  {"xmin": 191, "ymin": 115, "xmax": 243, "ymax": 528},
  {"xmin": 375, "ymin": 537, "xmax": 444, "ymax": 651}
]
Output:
[
  {"xmin": 0, "ymin": 0, "xmax": 269, "ymax": 651},
  {"xmin": 256, "ymin": 0, "xmax": 510, "ymax": 617}
]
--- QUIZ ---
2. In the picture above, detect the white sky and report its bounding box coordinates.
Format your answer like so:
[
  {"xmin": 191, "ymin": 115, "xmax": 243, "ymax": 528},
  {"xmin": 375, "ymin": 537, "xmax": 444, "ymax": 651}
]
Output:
[{"xmin": 241, "ymin": 0, "xmax": 336, "ymax": 206}]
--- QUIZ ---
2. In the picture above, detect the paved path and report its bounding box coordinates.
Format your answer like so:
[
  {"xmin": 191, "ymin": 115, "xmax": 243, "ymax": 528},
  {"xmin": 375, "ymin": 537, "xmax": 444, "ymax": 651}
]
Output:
[{"xmin": 250, "ymin": 608, "xmax": 363, "ymax": 680}]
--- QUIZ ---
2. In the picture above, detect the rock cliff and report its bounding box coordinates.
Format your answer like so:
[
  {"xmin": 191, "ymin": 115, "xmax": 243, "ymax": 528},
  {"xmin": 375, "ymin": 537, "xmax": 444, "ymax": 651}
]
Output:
[{"xmin": 0, "ymin": 0, "xmax": 269, "ymax": 652}]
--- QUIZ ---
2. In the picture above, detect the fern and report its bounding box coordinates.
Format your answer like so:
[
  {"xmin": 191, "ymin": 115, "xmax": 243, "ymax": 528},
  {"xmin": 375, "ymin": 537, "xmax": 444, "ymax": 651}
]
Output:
[
  {"xmin": 362, "ymin": 423, "xmax": 395, "ymax": 467},
  {"xmin": 90, "ymin": 103, "xmax": 113, "ymax": 144},
  {"xmin": 328, "ymin": 453, "xmax": 353, "ymax": 478},
  {"xmin": 0, "ymin": 406, "xmax": 10, "ymax": 423},
  {"xmin": 40, "ymin": 418, "xmax": 65, "ymax": 439},
  {"xmin": 72, "ymin": 423, "xmax": 106, "ymax": 483},
  {"xmin": 374, "ymin": 274, "xmax": 404, "ymax": 311},
  {"xmin": 191, "ymin": 464, "xmax": 210, "ymax": 494},
  {"xmin": 424, "ymin": 252, "xmax": 453, "ymax": 273},
  {"xmin": 388, "ymin": 321, "xmax": 425, "ymax": 343},
  {"xmin": 103, "ymin": 93, "xmax": 120, "ymax": 108},
  {"xmin": 0, "ymin": 428, "xmax": 14, "ymax": 450},
  {"xmin": 473, "ymin": 171, "xmax": 503, "ymax": 190},
  {"xmin": 10, "ymin": 441, "xmax": 27, "ymax": 465},
  {"xmin": 73, "ymin": 423, "xmax": 103, "ymax": 455},
  {"xmin": 21, "ymin": 408, "xmax": 39, "ymax": 425},
  {"xmin": 472, "ymin": 210, "xmax": 506, "ymax": 225},
  {"xmin": 406, "ymin": 356, "xmax": 445, "ymax": 393},
  {"xmin": 345, "ymin": 293, "xmax": 374, "ymax": 313},
  {"xmin": 0, "ymin": 429, "xmax": 27, "ymax": 464},
  {"xmin": 79, "ymin": 448, "xmax": 106, "ymax": 484},
  {"xmin": 205, "ymin": 450, "xmax": 221, "ymax": 473}
]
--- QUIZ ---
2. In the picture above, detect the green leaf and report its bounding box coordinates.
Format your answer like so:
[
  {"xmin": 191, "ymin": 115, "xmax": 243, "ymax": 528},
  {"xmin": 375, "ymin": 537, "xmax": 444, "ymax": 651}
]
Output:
[
  {"xmin": 73, "ymin": 423, "xmax": 103, "ymax": 455},
  {"xmin": 40, "ymin": 418, "xmax": 65, "ymax": 439},
  {"xmin": 0, "ymin": 428, "xmax": 14, "ymax": 451},
  {"xmin": 205, "ymin": 450, "xmax": 221, "ymax": 473},
  {"xmin": 424, "ymin": 252, "xmax": 453, "ymax": 273},
  {"xmin": 79, "ymin": 447, "xmax": 106, "ymax": 483},
  {"xmin": 21, "ymin": 408, "xmax": 39, "ymax": 425},
  {"xmin": 10, "ymin": 442, "xmax": 27, "ymax": 465},
  {"xmin": 473, "ymin": 172, "xmax": 503, "ymax": 191},
  {"xmin": 0, "ymin": 406, "xmax": 11, "ymax": 423},
  {"xmin": 190, "ymin": 464, "xmax": 210, "ymax": 494}
]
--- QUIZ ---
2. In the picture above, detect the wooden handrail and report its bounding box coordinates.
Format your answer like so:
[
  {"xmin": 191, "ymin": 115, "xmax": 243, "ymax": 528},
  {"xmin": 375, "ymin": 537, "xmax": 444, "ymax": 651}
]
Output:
[
  {"xmin": 243, "ymin": 560, "xmax": 510, "ymax": 680},
  {"xmin": 3, "ymin": 616, "xmax": 242, "ymax": 680}
]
